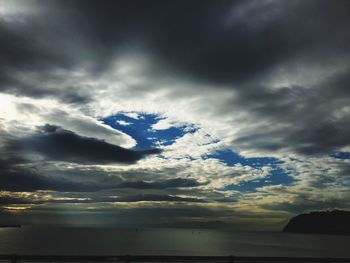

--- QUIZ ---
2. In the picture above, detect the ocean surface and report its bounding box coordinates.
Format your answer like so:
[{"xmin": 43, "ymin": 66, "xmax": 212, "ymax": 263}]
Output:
[{"xmin": 0, "ymin": 227, "xmax": 350, "ymax": 257}]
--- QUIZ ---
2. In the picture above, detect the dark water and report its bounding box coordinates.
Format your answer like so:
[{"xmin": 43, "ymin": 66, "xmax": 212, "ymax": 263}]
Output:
[{"xmin": 0, "ymin": 227, "xmax": 349, "ymax": 257}]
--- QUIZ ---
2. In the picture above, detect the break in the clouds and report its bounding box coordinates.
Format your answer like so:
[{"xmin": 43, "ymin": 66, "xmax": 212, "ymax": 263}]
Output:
[{"xmin": 1, "ymin": 0, "xmax": 350, "ymax": 229}]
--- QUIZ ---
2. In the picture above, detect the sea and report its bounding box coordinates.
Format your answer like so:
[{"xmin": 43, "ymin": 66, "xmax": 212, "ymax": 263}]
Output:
[{"xmin": 0, "ymin": 227, "xmax": 350, "ymax": 257}]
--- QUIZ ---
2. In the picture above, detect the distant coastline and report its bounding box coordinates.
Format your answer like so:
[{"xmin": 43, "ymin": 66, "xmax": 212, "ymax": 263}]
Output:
[
  {"xmin": 283, "ymin": 210, "xmax": 350, "ymax": 235},
  {"xmin": 0, "ymin": 224, "xmax": 21, "ymax": 228}
]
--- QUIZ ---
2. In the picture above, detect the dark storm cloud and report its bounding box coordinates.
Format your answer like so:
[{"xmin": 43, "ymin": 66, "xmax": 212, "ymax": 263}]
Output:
[
  {"xmin": 1, "ymin": 0, "xmax": 349, "ymax": 156},
  {"xmin": 0, "ymin": 153, "xmax": 201, "ymax": 192},
  {"xmin": 19, "ymin": 124, "xmax": 161, "ymax": 164},
  {"xmin": 98, "ymin": 194, "xmax": 205, "ymax": 203},
  {"xmin": 230, "ymin": 68, "xmax": 350, "ymax": 155},
  {"xmin": 118, "ymin": 178, "xmax": 205, "ymax": 189},
  {"xmin": 56, "ymin": 0, "xmax": 350, "ymax": 84},
  {"xmin": 2, "ymin": 0, "xmax": 349, "ymax": 92},
  {"xmin": 0, "ymin": 157, "xmax": 47, "ymax": 192},
  {"xmin": 0, "ymin": 128, "xmax": 198, "ymax": 193},
  {"xmin": 0, "ymin": 157, "xmax": 112, "ymax": 192},
  {"xmin": 0, "ymin": 194, "xmax": 204, "ymax": 205},
  {"xmin": 0, "ymin": 196, "xmax": 37, "ymax": 205},
  {"xmin": 0, "ymin": 157, "xmax": 202, "ymax": 192},
  {"xmin": 0, "ymin": 24, "xmax": 64, "ymax": 73},
  {"xmin": 0, "ymin": 21, "xmax": 88, "ymax": 103}
]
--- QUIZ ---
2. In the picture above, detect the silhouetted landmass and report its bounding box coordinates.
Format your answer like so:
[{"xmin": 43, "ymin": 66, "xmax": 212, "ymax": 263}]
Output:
[
  {"xmin": 283, "ymin": 210, "xmax": 350, "ymax": 235},
  {"xmin": 0, "ymin": 224, "xmax": 21, "ymax": 228}
]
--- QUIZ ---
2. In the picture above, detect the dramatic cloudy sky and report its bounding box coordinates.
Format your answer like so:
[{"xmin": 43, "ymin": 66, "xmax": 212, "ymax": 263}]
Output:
[{"xmin": 1, "ymin": 0, "xmax": 350, "ymax": 230}]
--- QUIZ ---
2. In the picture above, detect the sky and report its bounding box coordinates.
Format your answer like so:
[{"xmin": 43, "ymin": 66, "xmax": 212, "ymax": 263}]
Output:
[{"xmin": 0, "ymin": 0, "xmax": 350, "ymax": 230}]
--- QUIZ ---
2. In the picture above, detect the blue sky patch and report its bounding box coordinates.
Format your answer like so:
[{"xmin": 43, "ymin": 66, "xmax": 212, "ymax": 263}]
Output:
[
  {"xmin": 102, "ymin": 112, "xmax": 295, "ymax": 192},
  {"xmin": 205, "ymin": 149, "xmax": 280, "ymax": 169},
  {"xmin": 331, "ymin": 152, "xmax": 350, "ymax": 159},
  {"xmin": 206, "ymin": 149, "xmax": 295, "ymax": 192},
  {"xmin": 102, "ymin": 112, "xmax": 197, "ymax": 150},
  {"xmin": 224, "ymin": 166, "xmax": 294, "ymax": 192}
]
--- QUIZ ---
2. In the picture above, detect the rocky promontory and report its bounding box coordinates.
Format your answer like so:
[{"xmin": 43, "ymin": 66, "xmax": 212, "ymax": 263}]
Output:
[{"xmin": 283, "ymin": 210, "xmax": 350, "ymax": 235}]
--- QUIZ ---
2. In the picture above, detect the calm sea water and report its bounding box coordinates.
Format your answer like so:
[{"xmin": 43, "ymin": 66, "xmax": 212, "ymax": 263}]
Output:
[{"xmin": 0, "ymin": 227, "xmax": 349, "ymax": 257}]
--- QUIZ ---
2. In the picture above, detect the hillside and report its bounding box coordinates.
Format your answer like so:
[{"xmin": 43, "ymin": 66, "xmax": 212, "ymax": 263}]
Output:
[{"xmin": 283, "ymin": 210, "xmax": 350, "ymax": 235}]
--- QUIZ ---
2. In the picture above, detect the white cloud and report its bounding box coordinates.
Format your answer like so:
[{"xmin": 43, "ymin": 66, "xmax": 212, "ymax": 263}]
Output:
[
  {"xmin": 123, "ymin": 112, "xmax": 141, "ymax": 120},
  {"xmin": 116, "ymin": 120, "xmax": 132, "ymax": 126},
  {"xmin": 0, "ymin": 93, "xmax": 135, "ymax": 148}
]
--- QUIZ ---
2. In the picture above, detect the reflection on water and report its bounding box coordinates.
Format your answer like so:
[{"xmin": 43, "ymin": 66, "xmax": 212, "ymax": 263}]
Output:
[{"xmin": 0, "ymin": 227, "xmax": 350, "ymax": 257}]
